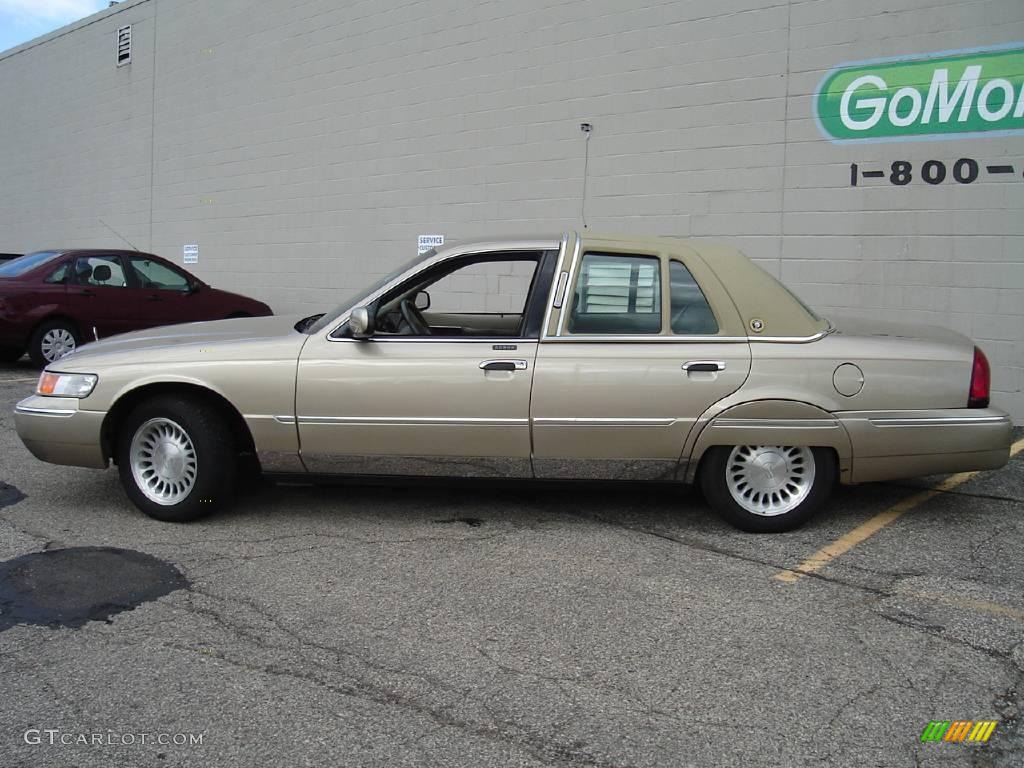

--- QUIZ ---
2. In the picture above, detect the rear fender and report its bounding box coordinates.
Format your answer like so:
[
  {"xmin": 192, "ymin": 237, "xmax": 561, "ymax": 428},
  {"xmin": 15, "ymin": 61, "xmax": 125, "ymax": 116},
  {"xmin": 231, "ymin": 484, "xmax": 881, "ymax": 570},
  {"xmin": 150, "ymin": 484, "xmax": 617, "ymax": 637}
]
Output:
[{"xmin": 683, "ymin": 399, "xmax": 853, "ymax": 484}]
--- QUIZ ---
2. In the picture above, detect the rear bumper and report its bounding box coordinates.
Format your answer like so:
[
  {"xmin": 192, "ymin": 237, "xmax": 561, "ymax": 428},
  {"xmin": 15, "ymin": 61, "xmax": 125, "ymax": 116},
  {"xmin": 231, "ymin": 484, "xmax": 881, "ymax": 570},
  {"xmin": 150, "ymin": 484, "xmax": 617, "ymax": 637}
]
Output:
[
  {"xmin": 837, "ymin": 408, "xmax": 1012, "ymax": 483},
  {"xmin": 14, "ymin": 395, "xmax": 108, "ymax": 469}
]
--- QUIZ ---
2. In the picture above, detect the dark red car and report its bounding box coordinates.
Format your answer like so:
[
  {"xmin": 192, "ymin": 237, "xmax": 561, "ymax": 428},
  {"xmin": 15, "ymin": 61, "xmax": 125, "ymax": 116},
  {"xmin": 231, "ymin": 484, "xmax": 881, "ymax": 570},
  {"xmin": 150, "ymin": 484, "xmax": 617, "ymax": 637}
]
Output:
[{"xmin": 0, "ymin": 249, "xmax": 272, "ymax": 366}]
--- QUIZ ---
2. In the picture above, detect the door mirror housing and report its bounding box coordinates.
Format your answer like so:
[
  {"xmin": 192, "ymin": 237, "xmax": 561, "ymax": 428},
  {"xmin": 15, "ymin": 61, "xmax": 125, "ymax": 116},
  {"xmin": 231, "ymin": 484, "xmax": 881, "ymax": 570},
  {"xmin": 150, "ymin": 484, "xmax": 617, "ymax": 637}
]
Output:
[
  {"xmin": 349, "ymin": 306, "xmax": 375, "ymax": 339},
  {"xmin": 414, "ymin": 290, "xmax": 430, "ymax": 311}
]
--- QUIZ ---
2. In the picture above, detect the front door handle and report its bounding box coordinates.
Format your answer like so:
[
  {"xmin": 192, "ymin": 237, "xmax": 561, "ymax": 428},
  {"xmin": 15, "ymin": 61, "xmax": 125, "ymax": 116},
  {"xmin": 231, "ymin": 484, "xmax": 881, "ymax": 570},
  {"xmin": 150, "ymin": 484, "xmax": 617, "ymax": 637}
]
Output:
[
  {"xmin": 72, "ymin": 289, "xmax": 95, "ymax": 297},
  {"xmin": 480, "ymin": 359, "xmax": 528, "ymax": 371},
  {"xmin": 682, "ymin": 361, "xmax": 726, "ymax": 372}
]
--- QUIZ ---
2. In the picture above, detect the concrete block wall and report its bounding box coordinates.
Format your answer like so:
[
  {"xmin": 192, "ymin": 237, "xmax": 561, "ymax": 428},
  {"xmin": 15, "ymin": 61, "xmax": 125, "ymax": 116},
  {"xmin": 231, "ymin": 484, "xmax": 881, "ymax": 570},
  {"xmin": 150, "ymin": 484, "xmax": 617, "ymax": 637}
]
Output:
[{"xmin": 0, "ymin": 0, "xmax": 1022, "ymax": 419}]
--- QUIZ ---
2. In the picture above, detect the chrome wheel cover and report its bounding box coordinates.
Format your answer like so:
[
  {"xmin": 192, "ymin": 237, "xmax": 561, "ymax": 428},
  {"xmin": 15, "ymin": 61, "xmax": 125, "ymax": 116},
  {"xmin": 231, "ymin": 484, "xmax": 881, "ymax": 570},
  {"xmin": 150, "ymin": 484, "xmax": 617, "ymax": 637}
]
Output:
[
  {"xmin": 726, "ymin": 445, "xmax": 815, "ymax": 517},
  {"xmin": 130, "ymin": 418, "xmax": 198, "ymax": 506},
  {"xmin": 40, "ymin": 328, "xmax": 76, "ymax": 362}
]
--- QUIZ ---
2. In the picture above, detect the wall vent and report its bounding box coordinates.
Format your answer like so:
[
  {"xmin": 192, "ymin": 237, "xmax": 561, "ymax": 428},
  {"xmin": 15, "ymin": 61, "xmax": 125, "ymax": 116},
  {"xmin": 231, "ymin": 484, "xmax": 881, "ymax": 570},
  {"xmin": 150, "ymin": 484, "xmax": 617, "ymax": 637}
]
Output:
[{"xmin": 116, "ymin": 25, "xmax": 131, "ymax": 66}]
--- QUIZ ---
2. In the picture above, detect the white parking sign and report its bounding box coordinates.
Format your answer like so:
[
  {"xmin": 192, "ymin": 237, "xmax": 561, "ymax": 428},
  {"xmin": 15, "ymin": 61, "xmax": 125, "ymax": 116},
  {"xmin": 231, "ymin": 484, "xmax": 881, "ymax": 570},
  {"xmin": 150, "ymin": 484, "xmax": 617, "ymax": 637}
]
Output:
[{"xmin": 417, "ymin": 235, "xmax": 444, "ymax": 254}]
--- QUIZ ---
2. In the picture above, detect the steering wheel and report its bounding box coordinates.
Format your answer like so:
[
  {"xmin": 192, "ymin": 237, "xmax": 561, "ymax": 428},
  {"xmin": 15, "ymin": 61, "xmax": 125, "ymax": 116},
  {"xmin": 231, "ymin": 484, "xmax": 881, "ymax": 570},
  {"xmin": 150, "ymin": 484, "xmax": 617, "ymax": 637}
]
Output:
[{"xmin": 399, "ymin": 298, "xmax": 432, "ymax": 335}]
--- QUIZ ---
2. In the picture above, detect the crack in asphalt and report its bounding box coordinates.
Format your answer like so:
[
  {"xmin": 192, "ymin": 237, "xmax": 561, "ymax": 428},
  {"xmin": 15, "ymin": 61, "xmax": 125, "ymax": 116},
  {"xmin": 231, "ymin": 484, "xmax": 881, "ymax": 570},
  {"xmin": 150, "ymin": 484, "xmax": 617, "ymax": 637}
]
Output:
[
  {"xmin": 576, "ymin": 511, "xmax": 1024, "ymax": 763},
  {"xmin": 144, "ymin": 585, "xmax": 638, "ymax": 768},
  {"xmin": 881, "ymin": 481, "xmax": 1023, "ymax": 505},
  {"xmin": 573, "ymin": 511, "xmax": 1024, "ymax": 665},
  {"xmin": 176, "ymin": 531, "xmax": 511, "ymax": 579}
]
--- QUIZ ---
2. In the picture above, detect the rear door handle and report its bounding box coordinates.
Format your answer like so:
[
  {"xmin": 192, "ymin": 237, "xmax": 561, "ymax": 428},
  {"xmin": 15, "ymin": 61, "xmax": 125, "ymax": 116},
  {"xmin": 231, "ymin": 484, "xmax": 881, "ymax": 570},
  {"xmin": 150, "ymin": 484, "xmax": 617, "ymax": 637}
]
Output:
[
  {"xmin": 480, "ymin": 359, "xmax": 528, "ymax": 371},
  {"xmin": 682, "ymin": 361, "xmax": 725, "ymax": 372}
]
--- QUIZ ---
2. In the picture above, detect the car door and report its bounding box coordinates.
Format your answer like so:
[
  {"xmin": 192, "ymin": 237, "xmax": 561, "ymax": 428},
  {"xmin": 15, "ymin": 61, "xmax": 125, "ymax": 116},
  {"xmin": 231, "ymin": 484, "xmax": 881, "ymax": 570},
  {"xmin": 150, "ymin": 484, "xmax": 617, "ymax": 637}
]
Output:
[
  {"xmin": 294, "ymin": 247, "xmax": 557, "ymax": 477},
  {"xmin": 65, "ymin": 253, "xmax": 148, "ymax": 339},
  {"xmin": 530, "ymin": 239, "xmax": 751, "ymax": 480},
  {"xmin": 126, "ymin": 255, "xmax": 205, "ymax": 327}
]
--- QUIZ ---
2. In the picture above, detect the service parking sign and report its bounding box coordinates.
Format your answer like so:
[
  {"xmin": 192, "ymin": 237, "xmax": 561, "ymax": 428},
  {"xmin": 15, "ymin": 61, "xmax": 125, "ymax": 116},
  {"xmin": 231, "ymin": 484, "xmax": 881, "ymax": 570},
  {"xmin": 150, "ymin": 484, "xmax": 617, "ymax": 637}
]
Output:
[{"xmin": 417, "ymin": 235, "xmax": 444, "ymax": 254}]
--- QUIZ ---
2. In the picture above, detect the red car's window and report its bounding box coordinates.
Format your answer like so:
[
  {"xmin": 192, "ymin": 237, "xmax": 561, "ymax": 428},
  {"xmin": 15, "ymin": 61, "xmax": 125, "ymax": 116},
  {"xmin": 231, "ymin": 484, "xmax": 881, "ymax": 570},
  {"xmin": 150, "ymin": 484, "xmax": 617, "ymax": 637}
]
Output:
[
  {"xmin": 44, "ymin": 261, "xmax": 72, "ymax": 284},
  {"xmin": 128, "ymin": 257, "xmax": 190, "ymax": 292},
  {"xmin": 74, "ymin": 256, "xmax": 128, "ymax": 288}
]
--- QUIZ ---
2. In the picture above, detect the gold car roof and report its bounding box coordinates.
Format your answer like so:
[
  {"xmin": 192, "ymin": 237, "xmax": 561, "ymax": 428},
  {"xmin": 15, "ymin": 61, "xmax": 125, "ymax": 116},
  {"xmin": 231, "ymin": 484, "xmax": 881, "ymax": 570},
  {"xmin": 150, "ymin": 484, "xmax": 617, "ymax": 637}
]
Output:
[{"xmin": 576, "ymin": 232, "xmax": 829, "ymax": 340}]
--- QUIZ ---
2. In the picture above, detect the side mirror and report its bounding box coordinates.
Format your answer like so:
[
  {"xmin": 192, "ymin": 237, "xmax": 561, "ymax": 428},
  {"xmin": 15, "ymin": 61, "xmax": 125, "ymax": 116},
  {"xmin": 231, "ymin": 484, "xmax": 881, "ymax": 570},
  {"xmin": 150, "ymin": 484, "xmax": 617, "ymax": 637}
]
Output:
[
  {"xmin": 349, "ymin": 306, "xmax": 375, "ymax": 339},
  {"xmin": 414, "ymin": 290, "xmax": 430, "ymax": 311},
  {"xmin": 187, "ymin": 281, "xmax": 201, "ymax": 294}
]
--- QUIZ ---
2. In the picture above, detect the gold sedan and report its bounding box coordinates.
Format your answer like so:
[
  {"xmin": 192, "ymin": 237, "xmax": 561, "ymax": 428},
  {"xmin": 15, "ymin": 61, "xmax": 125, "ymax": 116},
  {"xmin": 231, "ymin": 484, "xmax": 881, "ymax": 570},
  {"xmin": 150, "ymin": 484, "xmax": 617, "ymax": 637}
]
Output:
[{"xmin": 14, "ymin": 233, "xmax": 1013, "ymax": 532}]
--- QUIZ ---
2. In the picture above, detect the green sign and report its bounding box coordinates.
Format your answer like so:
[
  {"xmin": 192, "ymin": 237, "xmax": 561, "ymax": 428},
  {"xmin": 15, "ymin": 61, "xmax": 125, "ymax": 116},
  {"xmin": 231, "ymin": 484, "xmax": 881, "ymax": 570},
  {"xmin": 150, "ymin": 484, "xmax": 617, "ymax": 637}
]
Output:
[{"xmin": 815, "ymin": 45, "xmax": 1024, "ymax": 142}]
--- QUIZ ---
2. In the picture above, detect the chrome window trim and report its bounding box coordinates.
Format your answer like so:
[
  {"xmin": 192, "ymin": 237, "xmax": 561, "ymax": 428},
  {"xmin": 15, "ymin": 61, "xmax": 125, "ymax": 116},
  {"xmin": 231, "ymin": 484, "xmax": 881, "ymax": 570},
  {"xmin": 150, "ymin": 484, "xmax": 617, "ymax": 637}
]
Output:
[
  {"xmin": 538, "ymin": 326, "xmax": 834, "ymax": 344},
  {"xmin": 14, "ymin": 404, "xmax": 76, "ymax": 418},
  {"xmin": 552, "ymin": 233, "xmax": 585, "ymax": 338},
  {"xmin": 326, "ymin": 238, "xmax": 562, "ymax": 342},
  {"xmin": 539, "ymin": 233, "xmax": 572, "ymax": 340},
  {"xmin": 542, "ymin": 335, "xmax": 749, "ymax": 344},
  {"xmin": 326, "ymin": 336, "xmax": 540, "ymax": 344},
  {"xmin": 552, "ymin": 271, "xmax": 569, "ymax": 309}
]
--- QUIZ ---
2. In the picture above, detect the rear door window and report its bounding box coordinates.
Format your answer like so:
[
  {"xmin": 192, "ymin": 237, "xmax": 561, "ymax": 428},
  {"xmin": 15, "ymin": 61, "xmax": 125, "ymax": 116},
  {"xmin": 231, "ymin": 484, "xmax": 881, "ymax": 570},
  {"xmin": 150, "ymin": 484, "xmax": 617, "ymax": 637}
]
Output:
[
  {"xmin": 74, "ymin": 255, "xmax": 129, "ymax": 288},
  {"xmin": 567, "ymin": 253, "xmax": 661, "ymax": 334}
]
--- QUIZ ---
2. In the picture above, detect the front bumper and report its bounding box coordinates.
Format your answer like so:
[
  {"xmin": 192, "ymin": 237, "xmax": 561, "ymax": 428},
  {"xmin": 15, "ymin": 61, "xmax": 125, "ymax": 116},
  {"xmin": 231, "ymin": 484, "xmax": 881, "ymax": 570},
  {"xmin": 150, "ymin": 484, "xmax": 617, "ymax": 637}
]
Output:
[
  {"xmin": 838, "ymin": 407, "xmax": 1013, "ymax": 483},
  {"xmin": 14, "ymin": 395, "xmax": 108, "ymax": 469}
]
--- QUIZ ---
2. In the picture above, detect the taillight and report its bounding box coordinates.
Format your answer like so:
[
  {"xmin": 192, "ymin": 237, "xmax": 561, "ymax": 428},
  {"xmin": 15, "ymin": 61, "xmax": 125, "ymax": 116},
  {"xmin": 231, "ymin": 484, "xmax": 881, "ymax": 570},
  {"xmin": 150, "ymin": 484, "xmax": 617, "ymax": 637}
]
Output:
[{"xmin": 968, "ymin": 346, "xmax": 990, "ymax": 408}]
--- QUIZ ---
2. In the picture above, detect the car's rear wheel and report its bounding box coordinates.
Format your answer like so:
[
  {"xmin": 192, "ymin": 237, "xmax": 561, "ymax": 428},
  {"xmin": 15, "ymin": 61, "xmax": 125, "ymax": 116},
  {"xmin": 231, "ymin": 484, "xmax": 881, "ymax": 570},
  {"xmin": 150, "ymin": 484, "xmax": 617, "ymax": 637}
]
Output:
[
  {"xmin": 29, "ymin": 320, "xmax": 79, "ymax": 367},
  {"xmin": 699, "ymin": 445, "xmax": 836, "ymax": 532},
  {"xmin": 0, "ymin": 346, "xmax": 24, "ymax": 363},
  {"xmin": 116, "ymin": 395, "xmax": 237, "ymax": 522}
]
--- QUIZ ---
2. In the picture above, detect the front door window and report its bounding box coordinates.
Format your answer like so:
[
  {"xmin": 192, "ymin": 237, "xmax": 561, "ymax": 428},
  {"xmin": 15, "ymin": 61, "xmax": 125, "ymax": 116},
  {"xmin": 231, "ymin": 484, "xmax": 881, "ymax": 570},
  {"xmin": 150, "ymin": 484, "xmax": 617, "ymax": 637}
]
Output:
[{"xmin": 372, "ymin": 254, "xmax": 541, "ymax": 338}]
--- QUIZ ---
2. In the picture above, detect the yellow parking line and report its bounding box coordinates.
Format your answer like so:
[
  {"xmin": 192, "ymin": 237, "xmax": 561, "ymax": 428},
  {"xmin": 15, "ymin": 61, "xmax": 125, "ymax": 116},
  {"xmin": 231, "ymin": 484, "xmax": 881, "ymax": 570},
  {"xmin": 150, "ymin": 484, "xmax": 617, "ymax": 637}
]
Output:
[{"xmin": 774, "ymin": 436, "xmax": 1024, "ymax": 584}]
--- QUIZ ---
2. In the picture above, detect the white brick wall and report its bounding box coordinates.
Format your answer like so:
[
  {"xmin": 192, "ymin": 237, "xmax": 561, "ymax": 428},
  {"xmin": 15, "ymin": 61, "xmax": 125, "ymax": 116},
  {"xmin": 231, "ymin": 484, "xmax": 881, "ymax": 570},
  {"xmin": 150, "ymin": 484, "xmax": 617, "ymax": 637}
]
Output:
[{"xmin": 0, "ymin": 0, "xmax": 1022, "ymax": 419}]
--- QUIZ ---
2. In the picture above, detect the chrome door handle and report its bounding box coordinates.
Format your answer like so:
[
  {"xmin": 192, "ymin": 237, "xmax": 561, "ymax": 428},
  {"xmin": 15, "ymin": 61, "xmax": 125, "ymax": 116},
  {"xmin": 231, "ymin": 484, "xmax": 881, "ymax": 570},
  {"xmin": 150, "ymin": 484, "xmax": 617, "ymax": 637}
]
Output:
[
  {"xmin": 480, "ymin": 359, "xmax": 528, "ymax": 371},
  {"xmin": 682, "ymin": 361, "xmax": 725, "ymax": 372}
]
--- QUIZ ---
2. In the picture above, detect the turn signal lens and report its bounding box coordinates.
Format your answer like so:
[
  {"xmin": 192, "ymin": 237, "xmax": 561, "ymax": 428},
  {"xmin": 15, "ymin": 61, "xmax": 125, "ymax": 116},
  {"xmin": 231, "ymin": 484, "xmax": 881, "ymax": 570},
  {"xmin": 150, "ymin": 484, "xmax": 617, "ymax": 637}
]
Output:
[
  {"xmin": 968, "ymin": 347, "xmax": 990, "ymax": 409},
  {"xmin": 37, "ymin": 371, "xmax": 97, "ymax": 398}
]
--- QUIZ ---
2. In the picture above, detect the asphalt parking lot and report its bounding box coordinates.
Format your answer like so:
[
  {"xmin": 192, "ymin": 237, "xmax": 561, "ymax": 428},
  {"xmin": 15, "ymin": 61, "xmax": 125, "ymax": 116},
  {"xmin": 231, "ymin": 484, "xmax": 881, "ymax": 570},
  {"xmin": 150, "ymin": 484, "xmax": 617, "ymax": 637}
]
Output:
[{"xmin": 0, "ymin": 360, "xmax": 1022, "ymax": 768}]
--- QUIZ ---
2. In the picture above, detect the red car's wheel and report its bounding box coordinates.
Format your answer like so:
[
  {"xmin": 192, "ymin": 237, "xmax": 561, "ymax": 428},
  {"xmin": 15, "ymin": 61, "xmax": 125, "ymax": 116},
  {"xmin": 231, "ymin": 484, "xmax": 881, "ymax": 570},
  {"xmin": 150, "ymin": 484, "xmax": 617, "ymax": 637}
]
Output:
[{"xmin": 28, "ymin": 319, "xmax": 80, "ymax": 367}]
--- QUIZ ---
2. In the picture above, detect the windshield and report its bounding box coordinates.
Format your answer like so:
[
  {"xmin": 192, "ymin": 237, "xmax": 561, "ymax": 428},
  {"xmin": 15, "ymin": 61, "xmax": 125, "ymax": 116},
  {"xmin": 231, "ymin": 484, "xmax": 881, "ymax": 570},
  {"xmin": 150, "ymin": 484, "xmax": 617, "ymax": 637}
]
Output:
[
  {"xmin": 0, "ymin": 251, "xmax": 62, "ymax": 277},
  {"xmin": 305, "ymin": 249, "xmax": 437, "ymax": 334}
]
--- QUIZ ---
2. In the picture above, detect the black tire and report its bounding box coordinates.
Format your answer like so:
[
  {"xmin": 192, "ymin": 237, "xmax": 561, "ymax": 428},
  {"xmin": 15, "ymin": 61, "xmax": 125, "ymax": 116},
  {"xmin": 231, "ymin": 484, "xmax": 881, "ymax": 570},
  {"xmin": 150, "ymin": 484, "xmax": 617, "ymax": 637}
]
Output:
[
  {"xmin": 116, "ymin": 395, "xmax": 237, "ymax": 522},
  {"xmin": 28, "ymin": 319, "xmax": 80, "ymax": 367},
  {"xmin": 0, "ymin": 346, "xmax": 24, "ymax": 363},
  {"xmin": 699, "ymin": 445, "xmax": 836, "ymax": 533}
]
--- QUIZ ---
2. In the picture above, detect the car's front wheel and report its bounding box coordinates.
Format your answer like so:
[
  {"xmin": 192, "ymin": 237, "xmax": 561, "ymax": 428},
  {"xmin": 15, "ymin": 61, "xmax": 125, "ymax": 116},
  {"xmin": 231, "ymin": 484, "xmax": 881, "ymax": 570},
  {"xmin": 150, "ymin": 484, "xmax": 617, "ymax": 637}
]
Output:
[
  {"xmin": 29, "ymin": 319, "xmax": 79, "ymax": 367},
  {"xmin": 699, "ymin": 445, "xmax": 836, "ymax": 532},
  {"xmin": 116, "ymin": 395, "xmax": 237, "ymax": 522}
]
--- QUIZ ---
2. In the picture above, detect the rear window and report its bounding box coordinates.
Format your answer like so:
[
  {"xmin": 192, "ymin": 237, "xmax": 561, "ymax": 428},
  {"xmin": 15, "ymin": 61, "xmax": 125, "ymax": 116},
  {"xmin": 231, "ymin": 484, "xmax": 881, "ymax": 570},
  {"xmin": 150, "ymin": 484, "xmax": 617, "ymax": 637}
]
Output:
[{"xmin": 0, "ymin": 251, "xmax": 62, "ymax": 277}]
